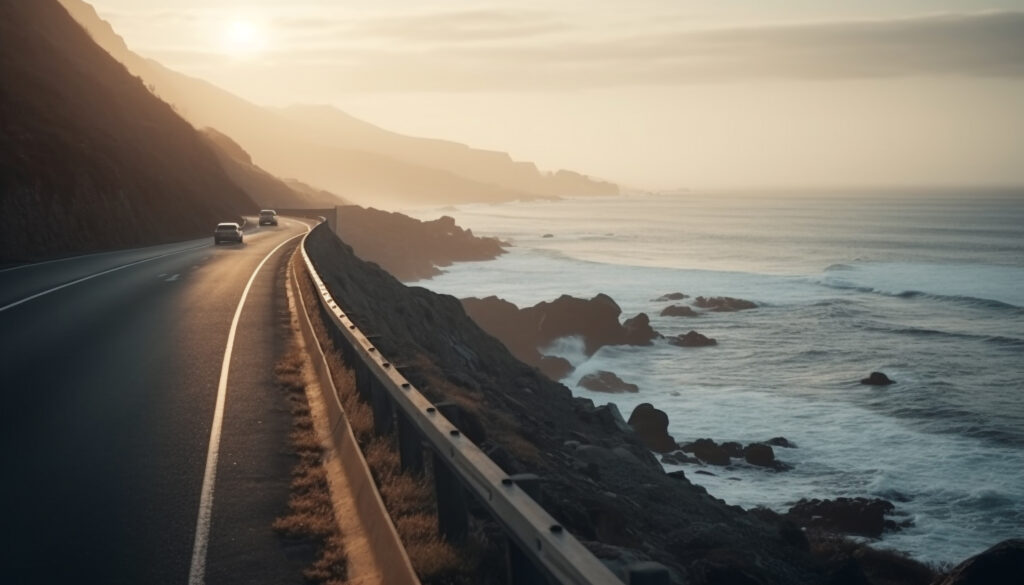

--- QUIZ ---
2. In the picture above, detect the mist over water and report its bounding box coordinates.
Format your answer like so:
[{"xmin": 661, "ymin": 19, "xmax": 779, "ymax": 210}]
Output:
[{"xmin": 406, "ymin": 189, "xmax": 1024, "ymax": 565}]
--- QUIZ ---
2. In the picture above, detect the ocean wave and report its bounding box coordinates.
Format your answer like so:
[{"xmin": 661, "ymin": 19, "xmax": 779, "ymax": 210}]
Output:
[
  {"xmin": 818, "ymin": 280, "xmax": 1024, "ymax": 312},
  {"xmin": 858, "ymin": 323, "xmax": 1024, "ymax": 348},
  {"xmin": 824, "ymin": 263, "xmax": 857, "ymax": 272}
]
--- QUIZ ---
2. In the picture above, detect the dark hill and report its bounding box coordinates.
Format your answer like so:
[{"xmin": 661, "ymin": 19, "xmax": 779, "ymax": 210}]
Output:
[{"xmin": 0, "ymin": 0, "xmax": 256, "ymax": 262}]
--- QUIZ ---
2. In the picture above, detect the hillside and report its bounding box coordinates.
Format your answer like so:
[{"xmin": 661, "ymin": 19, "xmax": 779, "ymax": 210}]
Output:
[
  {"xmin": 200, "ymin": 128, "xmax": 346, "ymax": 210},
  {"xmin": 0, "ymin": 0, "xmax": 256, "ymax": 262},
  {"xmin": 57, "ymin": 0, "xmax": 618, "ymax": 207}
]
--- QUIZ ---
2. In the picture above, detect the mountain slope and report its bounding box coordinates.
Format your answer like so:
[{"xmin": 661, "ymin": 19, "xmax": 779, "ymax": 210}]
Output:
[
  {"xmin": 57, "ymin": 0, "xmax": 618, "ymax": 207},
  {"xmin": 0, "ymin": 0, "xmax": 256, "ymax": 262},
  {"xmin": 200, "ymin": 128, "xmax": 346, "ymax": 209}
]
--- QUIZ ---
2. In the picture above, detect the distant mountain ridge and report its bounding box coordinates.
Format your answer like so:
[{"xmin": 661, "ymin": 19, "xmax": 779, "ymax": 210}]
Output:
[
  {"xmin": 58, "ymin": 0, "xmax": 618, "ymax": 207},
  {"xmin": 0, "ymin": 0, "xmax": 256, "ymax": 262}
]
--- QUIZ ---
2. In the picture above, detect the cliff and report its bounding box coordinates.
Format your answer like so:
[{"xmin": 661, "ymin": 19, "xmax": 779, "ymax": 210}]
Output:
[
  {"xmin": 0, "ymin": 0, "xmax": 256, "ymax": 262},
  {"xmin": 305, "ymin": 224, "xmax": 845, "ymax": 584}
]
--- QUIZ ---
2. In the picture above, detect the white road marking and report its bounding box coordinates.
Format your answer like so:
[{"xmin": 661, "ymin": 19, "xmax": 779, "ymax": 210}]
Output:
[
  {"xmin": 165, "ymin": 274, "xmax": 179, "ymax": 282},
  {"xmin": 188, "ymin": 227, "xmax": 309, "ymax": 585},
  {"xmin": 0, "ymin": 244, "xmax": 209, "ymax": 313}
]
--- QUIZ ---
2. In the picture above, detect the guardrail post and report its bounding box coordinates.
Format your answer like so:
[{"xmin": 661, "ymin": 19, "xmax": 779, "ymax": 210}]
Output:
[
  {"xmin": 433, "ymin": 453, "xmax": 468, "ymax": 545},
  {"xmin": 354, "ymin": 361, "xmax": 371, "ymax": 402},
  {"xmin": 505, "ymin": 474, "xmax": 548, "ymax": 584},
  {"xmin": 435, "ymin": 401, "xmax": 462, "ymax": 427},
  {"xmin": 627, "ymin": 561, "xmax": 670, "ymax": 585},
  {"xmin": 396, "ymin": 411, "xmax": 424, "ymax": 474},
  {"xmin": 369, "ymin": 375, "xmax": 394, "ymax": 435}
]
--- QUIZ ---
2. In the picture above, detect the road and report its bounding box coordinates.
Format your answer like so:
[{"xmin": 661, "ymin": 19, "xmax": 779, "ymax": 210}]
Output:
[{"xmin": 0, "ymin": 218, "xmax": 316, "ymax": 584}]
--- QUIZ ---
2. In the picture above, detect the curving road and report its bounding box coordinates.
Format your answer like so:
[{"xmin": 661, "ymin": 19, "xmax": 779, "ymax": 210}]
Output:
[{"xmin": 0, "ymin": 217, "xmax": 317, "ymax": 584}]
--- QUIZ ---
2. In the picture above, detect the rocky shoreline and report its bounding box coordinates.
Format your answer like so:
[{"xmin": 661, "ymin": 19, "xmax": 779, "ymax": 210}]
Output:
[{"xmin": 306, "ymin": 223, "xmax": 1020, "ymax": 584}]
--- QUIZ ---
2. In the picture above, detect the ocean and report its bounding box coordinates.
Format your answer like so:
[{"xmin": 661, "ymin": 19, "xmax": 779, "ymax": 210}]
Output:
[{"xmin": 401, "ymin": 188, "xmax": 1024, "ymax": 566}]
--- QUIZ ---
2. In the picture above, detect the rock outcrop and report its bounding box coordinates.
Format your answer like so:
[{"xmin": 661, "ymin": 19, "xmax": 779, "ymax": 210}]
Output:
[
  {"xmin": 578, "ymin": 371, "xmax": 639, "ymax": 394},
  {"xmin": 693, "ymin": 296, "xmax": 758, "ymax": 312},
  {"xmin": 669, "ymin": 331, "xmax": 718, "ymax": 347},
  {"xmin": 654, "ymin": 292, "xmax": 689, "ymax": 301},
  {"xmin": 337, "ymin": 207, "xmax": 506, "ymax": 281},
  {"xmin": 861, "ymin": 372, "xmax": 895, "ymax": 386},
  {"xmin": 931, "ymin": 539, "xmax": 1024, "ymax": 585},
  {"xmin": 461, "ymin": 293, "xmax": 661, "ymax": 377},
  {"xmin": 785, "ymin": 497, "xmax": 902, "ymax": 538},
  {"xmin": 661, "ymin": 305, "xmax": 699, "ymax": 317},
  {"xmin": 627, "ymin": 403, "xmax": 677, "ymax": 453}
]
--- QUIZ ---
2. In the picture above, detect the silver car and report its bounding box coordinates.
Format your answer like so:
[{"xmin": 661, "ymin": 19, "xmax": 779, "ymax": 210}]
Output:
[{"xmin": 214, "ymin": 222, "xmax": 243, "ymax": 245}]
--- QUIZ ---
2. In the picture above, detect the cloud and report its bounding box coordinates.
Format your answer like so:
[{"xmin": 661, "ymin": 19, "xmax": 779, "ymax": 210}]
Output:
[{"xmin": 292, "ymin": 11, "xmax": 1024, "ymax": 91}]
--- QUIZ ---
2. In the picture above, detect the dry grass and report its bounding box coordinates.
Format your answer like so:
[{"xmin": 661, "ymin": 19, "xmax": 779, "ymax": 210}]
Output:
[
  {"xmin": 295, "ymin": 261, "xmax": 486, "ymax": 584},
  {"xmin": 272, "ymin": 346, "xmax": 348, "ymax": 584}
]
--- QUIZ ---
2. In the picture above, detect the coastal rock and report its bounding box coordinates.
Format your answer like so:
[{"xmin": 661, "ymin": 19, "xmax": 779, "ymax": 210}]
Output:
[
  {"xmin": 693, "ymin": 296, "xmax": 757, "ymax": 312},
  {"xmin": 622, "ymin": 313, "xmax": 660, "ymax": 346},
  {"xmin": 766, "ymin": 437, "xmax": 797, "ymax": 448},
  {"xmin": 461, "ymin": 293, "xmax": 662, "ymax": 368},
  {"xmin": 627, "ymin": 403, "xmax": 677, "ymax": 453},
  {"xmin": 743, "ymin": 443, "xmax": 776, "ymax": 467},
  {"xmin": 681, "ymin": 438, "xmax": 731, "ymax": 466},
  {"xmin": 861, "ymin": 371, "xmax": 895, "ymax": 386},
  {"xmin": 542, "ymin": 233, "xmax": 554, "ymax": 238},
  {"xmin": 722, "ymin": 442, "xmax": 744, "ymax": 458},
  {"xmin": 661, "ymin": 451, "xmax": 699, "ymax": 465},
  {"xmin": 660, "ymin": 304, "xmax": 699, "ymax": 317},
  {"xmin": 932, "ymin": 539, "xmax": 1024, "ymax": 585},
  {"xmin": 578, "ymin": 371, "xmax": 639, "ymax": 394},
  {"xmin": 785, "ymin": 497, "xmax": 896, "ymax": 538},
  {"xmin": 539, "ymin": 356, "xmax": 574, "ymax": 380},
  {"xmin": 669, "ymin": 331, "xmax": 718, "ymax": 347},
  {"xmin": 337, "ymin": 207, "xmax": 507, "ymax": 281},
  {"xmin": 654, "ymin": 292, "xmax": 689, "ymax": 301}
]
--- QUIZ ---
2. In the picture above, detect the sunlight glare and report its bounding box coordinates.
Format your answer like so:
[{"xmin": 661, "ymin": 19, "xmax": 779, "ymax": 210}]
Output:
[{"xmin": 222, "ymin": 18, "xmax": 267, "ymax": 57}]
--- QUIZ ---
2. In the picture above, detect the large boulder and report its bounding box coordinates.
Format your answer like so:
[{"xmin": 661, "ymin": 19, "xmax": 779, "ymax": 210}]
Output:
[
  {"xmin": 461, "ymin": 293, "xmax": 662, "ymax": 369},
  {"xmin": 680, "ymin": 438, "xmax": 731, "ymax": 466},
  {"xmin": 539, "ymin": 356, "xmax": 574, "ymax": 381},
  {"xmin": 661, "ymin": 304, "xmax": 699, "ymax": 317},
  {"xmin": 693, "ymin": 296, "xmax": 757, "ymax": 311},
  {"xmin": 654, "ymin": 292, "xmax": 689, "ymax": 301},
  {"xmin": 578, "ymin": 371, "xmax": 639, "ymax": 394},
  {"xmin": 743, "ymin": 443, "xmax": 776, "ymax": 467},
  {"xmin": 785, "ymin": 497, "xmax": 896, "ymax": 538},
  {"xmin": 622, "ymin": 313, "xmax": 660, "ymax": 346},
  {"xmin": 669, "ymin": 331, "xmax": 718, "ymax": 347},
  {"xmin": 627, "ymin": 403, "xmax": 677, "ymax": 453},
  {"xmin": 861, "ymin": 372, "xmax": 895, "ymax": 386},
  {"xmin": 932, "ymin": 539, "xmax": 1024, "ymax": 585}
]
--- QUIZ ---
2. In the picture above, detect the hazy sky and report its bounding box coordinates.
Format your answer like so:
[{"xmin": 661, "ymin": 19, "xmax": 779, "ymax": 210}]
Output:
[{"xmin": 86, "ymin": 1, "xmax": 1024, "ymax": 190}]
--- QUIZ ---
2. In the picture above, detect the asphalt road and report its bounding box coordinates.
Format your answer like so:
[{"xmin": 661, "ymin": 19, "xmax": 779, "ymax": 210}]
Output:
[{"xmin": 1, "ymin": 218, "xmax": 316, "ymax": 584}]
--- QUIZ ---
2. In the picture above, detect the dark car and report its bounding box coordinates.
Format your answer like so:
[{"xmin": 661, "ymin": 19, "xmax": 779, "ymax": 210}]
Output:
[
  {"xmin": 214, "ymin": 222, "xmax": 243, "ymax": 244},
  {"xmin": 258, "ymin": 209, "xmax": 278, "ymax": 226}
]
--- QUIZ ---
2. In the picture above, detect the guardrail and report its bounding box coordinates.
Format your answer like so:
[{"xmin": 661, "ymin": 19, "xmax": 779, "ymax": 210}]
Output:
[{"xmin": 299, "ymin": 224, "xmax": 669, "ymax": 585}]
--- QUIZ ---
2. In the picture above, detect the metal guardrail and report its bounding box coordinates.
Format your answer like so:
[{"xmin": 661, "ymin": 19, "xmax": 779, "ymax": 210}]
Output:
[
  {"xmin": 298, "ymin": 226, "xmax": 654, "ymax": 585},
  {"xmin": 289, "ymin": 251, "xmax": 420, "ymax": 585}
]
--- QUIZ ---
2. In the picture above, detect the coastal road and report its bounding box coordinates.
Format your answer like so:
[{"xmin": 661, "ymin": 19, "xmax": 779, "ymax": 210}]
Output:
[{"xmin": 0, "ymin": 217, "xmax": 316, "ymax": 584}]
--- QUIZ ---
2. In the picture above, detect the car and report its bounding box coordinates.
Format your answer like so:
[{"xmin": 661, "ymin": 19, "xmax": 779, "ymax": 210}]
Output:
[
  {"xmin": 214, "ymin": 222, "xmax": 243, "ymax": 245},
  {"xmin": 258, "ymin": 209, "xmax": 278, "ymax": 226}
]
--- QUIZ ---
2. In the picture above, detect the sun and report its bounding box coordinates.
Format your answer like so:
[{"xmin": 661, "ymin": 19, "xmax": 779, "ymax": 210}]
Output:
[{"xmin": 221, "ymin": 18, "xmax": 267, "ymax": 57}]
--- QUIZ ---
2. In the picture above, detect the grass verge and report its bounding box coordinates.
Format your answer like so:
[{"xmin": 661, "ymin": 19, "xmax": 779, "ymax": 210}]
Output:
[{"xmin": 272, "ymin": 344, "xmax": 348, "ymax": 583}]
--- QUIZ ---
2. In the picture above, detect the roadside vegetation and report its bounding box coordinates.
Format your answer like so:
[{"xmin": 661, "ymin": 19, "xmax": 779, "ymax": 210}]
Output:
[
  {"xmin": 295, "ymin": 259, "xmax": 501, "ymax": 584},
  {"xmin": 272, "ymin": 345, "xmax": 348, "ymax": 583}
]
